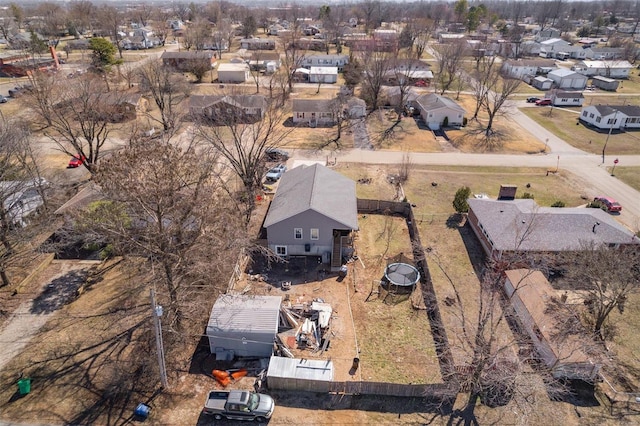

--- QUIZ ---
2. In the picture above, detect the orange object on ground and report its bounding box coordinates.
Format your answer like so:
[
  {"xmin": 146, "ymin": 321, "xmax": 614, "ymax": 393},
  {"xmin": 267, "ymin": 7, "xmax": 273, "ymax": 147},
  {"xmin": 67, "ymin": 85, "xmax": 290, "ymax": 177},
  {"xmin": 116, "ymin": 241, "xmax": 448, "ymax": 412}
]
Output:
[
  {"xmin": 213, "ymin": 369, "xmax": 230, "ymax": 380},
  {"xmin": 231, "ymin": 369, "xmax": 248, "ymax": 380}
]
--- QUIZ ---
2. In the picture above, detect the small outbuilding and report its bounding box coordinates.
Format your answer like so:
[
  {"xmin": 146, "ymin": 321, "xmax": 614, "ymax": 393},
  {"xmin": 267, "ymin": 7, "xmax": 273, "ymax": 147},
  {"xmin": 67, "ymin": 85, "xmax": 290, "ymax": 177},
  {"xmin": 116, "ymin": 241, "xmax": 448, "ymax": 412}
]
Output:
[
  {"xmin": 531, "ymin": 76, "xmax": 553, "ymax": 90},
  {"xmin": 206, "ymin": 294, "xmax": 282, "ymax": 358},
  {"xmin": 266, "ymin": 356, "xmax": 334, "ymax": 392},
  {"xmin": 591, "ymin": 75, "xmax": 619, "ymax": 91},
  {"xmin": 217, "ymin": 63, "xmax": 250, "ymax": 83},
  {"xmin": 309, "ymin": 66, "xmax": 338, "ymax": 84}
]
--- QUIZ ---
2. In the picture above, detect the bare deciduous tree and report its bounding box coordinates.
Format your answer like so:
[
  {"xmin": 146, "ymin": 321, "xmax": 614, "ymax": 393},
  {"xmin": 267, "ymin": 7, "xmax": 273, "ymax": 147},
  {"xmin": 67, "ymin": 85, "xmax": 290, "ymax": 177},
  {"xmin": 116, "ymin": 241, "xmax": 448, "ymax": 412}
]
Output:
[
  {"xmin": 360, "ymin": 49, "xmax": 393, "ymax": 111},
  {"xmin": 433, "ymin": 39, "xmax": 468, "ymax": 95},
  {"xmin": 562, "ymin": 242, "xmax": 640, "ymax": 340},
  {"xmin": 138, "ymin": 60, "xmax": 190, "ymax": 132},
  {"xmin": 0, "ymin": 115, "xmax": 49, "ymax": 287},
  {"xmin": 83, "ymin": 138, "xmax": 245, "ymax": 330},
  {"xmin": 40, "ymin": 75, "xmax": 125, "ymax": 173},
  {"xmin": 196, "ymin": 101, "xmax": 293, "ymax": 223}
]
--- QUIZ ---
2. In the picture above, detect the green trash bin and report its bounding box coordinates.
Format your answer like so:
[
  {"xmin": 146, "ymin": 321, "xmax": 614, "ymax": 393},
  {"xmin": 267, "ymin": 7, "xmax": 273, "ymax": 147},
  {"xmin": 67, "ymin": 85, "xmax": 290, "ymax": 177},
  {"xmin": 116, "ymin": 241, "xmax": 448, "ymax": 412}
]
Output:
[{"xmin": 17, "ymin": 378, "xmax": 31, "ymax": 395}]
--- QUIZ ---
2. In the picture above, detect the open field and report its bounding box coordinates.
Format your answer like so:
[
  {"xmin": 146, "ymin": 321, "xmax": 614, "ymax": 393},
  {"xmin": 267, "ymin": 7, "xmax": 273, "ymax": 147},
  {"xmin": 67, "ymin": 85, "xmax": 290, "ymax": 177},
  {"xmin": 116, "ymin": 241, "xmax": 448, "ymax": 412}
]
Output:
[{"xmin": 520, "ymin": 106, "xmax": 640, "ymax": 156}]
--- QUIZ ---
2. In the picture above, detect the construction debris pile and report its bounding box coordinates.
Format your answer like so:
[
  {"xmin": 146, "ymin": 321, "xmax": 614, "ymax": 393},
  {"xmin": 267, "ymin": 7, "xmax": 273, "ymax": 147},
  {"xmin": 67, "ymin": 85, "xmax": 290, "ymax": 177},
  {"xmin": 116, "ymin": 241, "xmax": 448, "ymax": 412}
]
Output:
[{"xmin": 275, "ymin": 297, "xmax": 334, "ymax": 358}]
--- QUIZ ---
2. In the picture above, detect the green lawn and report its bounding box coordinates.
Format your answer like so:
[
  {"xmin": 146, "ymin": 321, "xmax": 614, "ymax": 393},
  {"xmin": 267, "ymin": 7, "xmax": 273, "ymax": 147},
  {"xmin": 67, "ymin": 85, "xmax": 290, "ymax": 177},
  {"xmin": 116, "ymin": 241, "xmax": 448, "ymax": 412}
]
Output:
[
  {"xmin": 609, "ymin": 166, "xmax": 640, "ymax": 192},
  {"xmin": 520, "ymin": 106, "xmax": 640, "ymax": 155}
]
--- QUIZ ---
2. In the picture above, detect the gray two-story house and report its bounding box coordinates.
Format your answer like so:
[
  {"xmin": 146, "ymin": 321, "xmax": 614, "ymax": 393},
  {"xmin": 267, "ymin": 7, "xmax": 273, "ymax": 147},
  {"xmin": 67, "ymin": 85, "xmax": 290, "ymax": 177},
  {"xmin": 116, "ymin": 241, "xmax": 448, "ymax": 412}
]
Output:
[{"xmin": 263, "ymin": 164, "xmax": 358, "ymax": 270}]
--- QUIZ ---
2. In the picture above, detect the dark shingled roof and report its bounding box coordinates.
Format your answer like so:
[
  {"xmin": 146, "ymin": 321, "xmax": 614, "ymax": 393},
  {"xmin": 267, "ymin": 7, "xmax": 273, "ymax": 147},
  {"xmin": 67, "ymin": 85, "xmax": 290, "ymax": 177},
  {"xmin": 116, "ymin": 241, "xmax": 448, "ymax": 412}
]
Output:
[
  {"xmin": 292, "ymin": 98, "xmax": 334, "ymax": 112},
  {"xmin": 590, "ymin": 105, "xmax": 640, "ymax": 117},
  {"xmin": 264, "ymin": 164, "xmax": 358, "ymax": 230},
  {"xmin": 415, "ymin": 93, "xmax": 465, "ymax": 113},
  {"xmin": 189, "ymin": 94, "xmax": 266, "ymax": 110},
  {"xmin": 468, "ymin": 198, "xmax": 639, "ymax": 252}
]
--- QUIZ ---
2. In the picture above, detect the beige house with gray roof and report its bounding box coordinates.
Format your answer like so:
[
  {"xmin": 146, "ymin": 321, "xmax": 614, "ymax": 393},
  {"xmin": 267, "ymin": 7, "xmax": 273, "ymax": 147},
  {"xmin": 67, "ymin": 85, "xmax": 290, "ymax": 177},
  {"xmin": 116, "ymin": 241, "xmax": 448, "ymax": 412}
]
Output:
[
  {"xmin": 292, "ymin": 98, "xmax": 336, "ymax": 126},
  {"xmin": 413, "ymin": 93, "xmax": 465, "ymax": 130}
]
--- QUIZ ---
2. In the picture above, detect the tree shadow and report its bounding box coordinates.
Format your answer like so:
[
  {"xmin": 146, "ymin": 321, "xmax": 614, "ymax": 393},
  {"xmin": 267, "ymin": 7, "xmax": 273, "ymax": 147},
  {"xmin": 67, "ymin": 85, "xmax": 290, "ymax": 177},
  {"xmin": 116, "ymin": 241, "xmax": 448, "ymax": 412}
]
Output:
[{"xmin": 30, "ymin": 269, "xmax": 89, "ymax": 314}]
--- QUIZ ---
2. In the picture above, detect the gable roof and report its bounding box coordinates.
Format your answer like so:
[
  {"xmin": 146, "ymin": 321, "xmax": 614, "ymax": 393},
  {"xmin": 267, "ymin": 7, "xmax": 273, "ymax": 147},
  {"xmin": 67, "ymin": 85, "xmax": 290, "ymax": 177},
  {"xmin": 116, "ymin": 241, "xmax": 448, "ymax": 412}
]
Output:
[
  {"xmin": 161, "ymin": 51, "xmax": 214, "ymax": 60},
  {"xmin": 414, "ymin": 93, "xmax": 465, "ymax": 114},
  {"xmin": 578, "ymin": 60, "xmax": 633, "ymax": 69},
  {"xmin": 468, "ymin": 198, "xmax": 639, "ymax": 252},
  {"xmin": 504, "ymin": 269, "xmax": 595, "ymax": 365},
  {"xmin": 189, "ymin": 94, "xmax": 266, "ymax": 110},
  {"xmin": 504, "ymin": 59, "xmax": 557, "ymax": 68},
  {"xmin": 586, "ymin": 104, "xmax": 640, "ymax": 117},
  {"xmin": 548, "ymin": 68, "xmax": 584, "ymax": 78},
  {"xmin": 264, "ymin": 164, "xmax": 358, "ymax": 230},
  {"xmin": 554, "ymin": 91, "xmax": 584, "ymax": 99},
  {"xmin": 292, "ymin": 98, "xmax": 334, "ymax": 112},
  {"xmin": 218, "ymin": 63, "xmax": 249, "ymax": 72}
]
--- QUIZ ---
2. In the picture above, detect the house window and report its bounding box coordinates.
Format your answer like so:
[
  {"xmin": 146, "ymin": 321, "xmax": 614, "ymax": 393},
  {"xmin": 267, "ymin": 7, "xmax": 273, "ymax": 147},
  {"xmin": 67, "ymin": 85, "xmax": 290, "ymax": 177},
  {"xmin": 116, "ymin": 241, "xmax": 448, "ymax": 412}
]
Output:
[
  {"xmin": 607, "ymin": 118, "xmax": 616, "ymax": 125},
  {"xmin": 596, "ymin": 117, "xmax": 601, "ymax": 123},
  {"xmin": 294, "ymin": 228, "xmax": 303, "ymax": 239},
  {"xmin": 310, "ymin": 228, "xmax": 319, "ymax": 240},
  {"xmin": 561, "ymin": 98, "xmax": 568, "ymax": 102},
  {"xmin": 275, "ymin": 245, "xmax": 287, "ymax": 256},
  {"xmin": 582, "ymin": 111, "xmax": 587, "ymax": 117},
  {"xmin": 297, "ymin": 112, "xmax": 305, "ymax": 118},
  {"xmin": 589, "ymin": 113, "xmax": 594, "ymax": 119}
]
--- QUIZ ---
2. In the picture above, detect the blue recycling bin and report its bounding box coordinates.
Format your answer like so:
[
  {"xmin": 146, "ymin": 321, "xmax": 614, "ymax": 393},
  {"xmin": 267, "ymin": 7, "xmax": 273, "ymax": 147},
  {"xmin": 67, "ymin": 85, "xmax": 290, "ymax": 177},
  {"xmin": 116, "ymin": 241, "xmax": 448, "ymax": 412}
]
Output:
[{"xmin": 134, "ymin": 403, "xmax": 150, "ymax": 420}]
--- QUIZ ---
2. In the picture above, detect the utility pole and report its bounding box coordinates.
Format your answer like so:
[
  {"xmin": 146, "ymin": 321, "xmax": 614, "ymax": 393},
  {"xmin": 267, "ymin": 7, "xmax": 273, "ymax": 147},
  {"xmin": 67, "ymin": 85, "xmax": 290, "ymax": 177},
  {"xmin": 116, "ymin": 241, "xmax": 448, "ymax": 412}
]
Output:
[{"xmin": 150, "ymin": 289, "xmax": 169, "ymax": 388}]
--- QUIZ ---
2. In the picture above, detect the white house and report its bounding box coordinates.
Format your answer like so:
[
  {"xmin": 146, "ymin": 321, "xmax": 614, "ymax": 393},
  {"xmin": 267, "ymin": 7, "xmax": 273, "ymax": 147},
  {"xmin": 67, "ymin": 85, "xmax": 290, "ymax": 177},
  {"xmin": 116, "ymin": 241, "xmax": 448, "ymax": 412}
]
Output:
[
  {"xmin": 302, "ymin": 54, "xmax": 349, "ymax": 71},
  {"xmin": 240, "ymin": 38, "xmax": 276, "ymax": 50},
  {"xmin": 538, "ymin": 38, "xmax": 571, "ymax": 58},
  {"xmin": 549, "ymin": 91, "xmax": 584, "ymax": 107},
  {"xmin": 579, "ymin": 105, "xmax": 640, "ymax": 130},
  {"xmin": 547, "ymin": 68, "xmax": 588, "ymax": 90},
  {"xmin": 309, "ymin": 66, "xmax": 338, "ymax": 84},
  {"xmin": 501, "ymin": 59, "xmax": 556, "ymax": 80},
  {"xmin": 572, "ymin": 60, "xmax": 633, "ymax": 78},
  {"xmin": 217, "ymin": 63, "xmax": 250, "ymax": 83},
  {"xmin": 585, "ymin": 47, "xmax": 624, "ymax": 60},
  {"xmin": 413, "ymin": 93, "xmax": 465, "ymax": 130}
]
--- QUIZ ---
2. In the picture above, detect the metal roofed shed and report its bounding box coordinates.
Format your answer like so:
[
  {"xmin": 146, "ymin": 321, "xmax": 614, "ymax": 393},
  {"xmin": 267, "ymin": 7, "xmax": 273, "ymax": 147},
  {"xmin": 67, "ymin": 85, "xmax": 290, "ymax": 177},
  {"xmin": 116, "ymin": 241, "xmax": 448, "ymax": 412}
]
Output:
[
  {"xmin": 267, "ymin": 356, "xmax": 333, "ymax": 392},
  {"xmin": 206, "ymin": 295, "xmax": 282, "ymax": 358}
]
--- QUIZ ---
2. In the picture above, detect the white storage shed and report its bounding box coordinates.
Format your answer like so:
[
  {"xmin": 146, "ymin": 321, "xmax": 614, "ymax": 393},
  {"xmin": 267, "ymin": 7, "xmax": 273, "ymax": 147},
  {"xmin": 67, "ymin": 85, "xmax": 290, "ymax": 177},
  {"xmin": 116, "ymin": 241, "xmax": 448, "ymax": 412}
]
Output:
[{"xmin": 206, "ymin": 295, "xmax": 282, "ymax": 358}]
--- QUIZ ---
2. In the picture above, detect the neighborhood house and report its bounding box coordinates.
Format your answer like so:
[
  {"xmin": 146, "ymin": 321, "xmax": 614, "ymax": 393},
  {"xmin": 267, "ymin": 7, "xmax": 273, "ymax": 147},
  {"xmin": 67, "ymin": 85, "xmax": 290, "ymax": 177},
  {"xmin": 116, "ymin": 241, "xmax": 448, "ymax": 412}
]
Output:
[
  {"xmin": 189, "ymin": 95, "xmax": 267, "ymax": 124},
  {"xmin": 412, "ymin": 93, "xmax": 465, "ymax": 130},
  {"xmin": 504, "ymin": 269, "xmax": 602, "ymax": 381},
  {"xmin": 263, "ymin": 163, "xmax": 358, "ymax": 270},
  {"xmin": 292, "ymin": 98, "xmax": 336, "ymax": 126},
  {"xmin": 580, "ymin": 105, "xmax": 640, "ymax": 130},
  {"xmin": 467, "ymin": 197, "xmax": 640, "ymax": 260}
]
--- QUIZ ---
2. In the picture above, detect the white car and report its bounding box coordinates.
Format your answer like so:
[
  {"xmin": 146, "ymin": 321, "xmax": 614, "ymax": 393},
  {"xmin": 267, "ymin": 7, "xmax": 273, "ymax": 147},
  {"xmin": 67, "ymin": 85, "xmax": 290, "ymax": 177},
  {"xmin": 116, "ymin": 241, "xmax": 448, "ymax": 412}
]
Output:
[{"xmin": 265, "ymin": 164, "xmax": 287, "ymax": 182}]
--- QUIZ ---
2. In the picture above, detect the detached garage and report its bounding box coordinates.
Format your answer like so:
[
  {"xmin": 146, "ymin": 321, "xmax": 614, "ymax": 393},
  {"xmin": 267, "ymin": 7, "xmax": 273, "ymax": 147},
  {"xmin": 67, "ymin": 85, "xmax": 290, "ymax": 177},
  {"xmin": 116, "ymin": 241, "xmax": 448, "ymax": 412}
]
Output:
[{"xmin": 206, "ymin": 295, "xmax": 282, "ymax": 358}]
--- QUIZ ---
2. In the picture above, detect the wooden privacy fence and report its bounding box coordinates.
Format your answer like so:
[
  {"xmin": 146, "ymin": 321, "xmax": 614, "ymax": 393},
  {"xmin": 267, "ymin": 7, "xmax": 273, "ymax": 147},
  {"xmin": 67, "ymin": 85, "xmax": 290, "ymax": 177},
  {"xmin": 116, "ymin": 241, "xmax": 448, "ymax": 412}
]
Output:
[
  {"xmin": 328, "ymin": 381, "xmax": 456, "ymax": 398},
  {"xmin": 226, "ymin": 249, "xmax": 250, "ymax": 293},
  {"xmin": 357, "ymin": 198, "xmax": 411, "ymax": 216}
]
